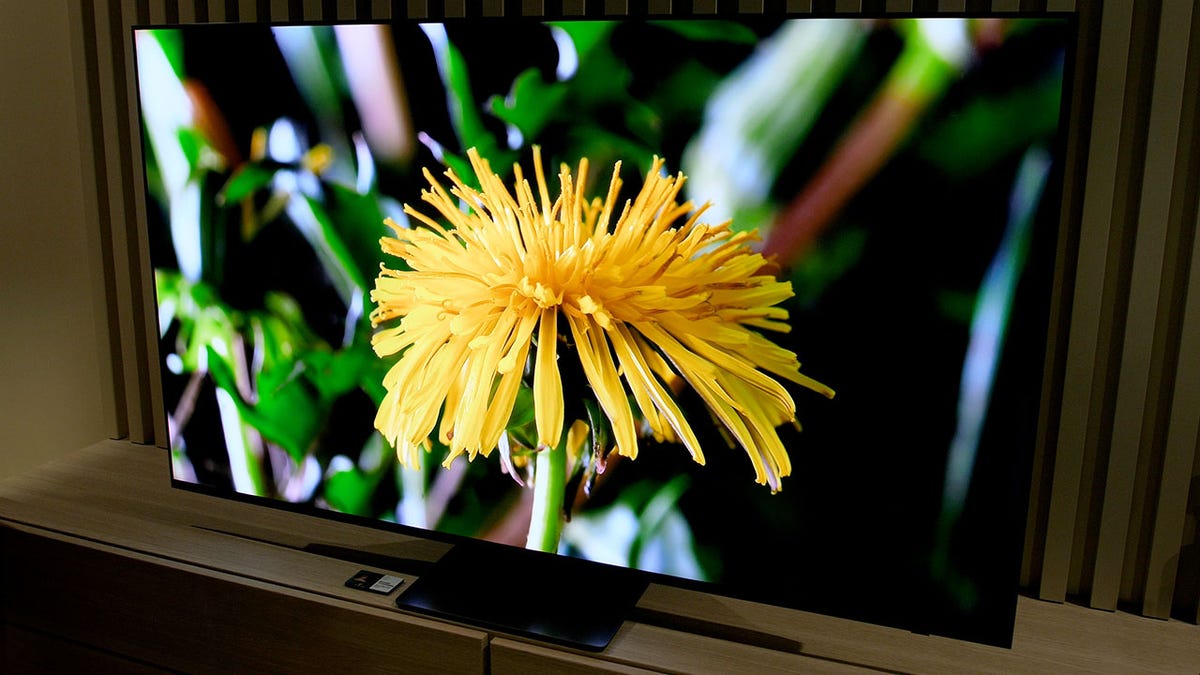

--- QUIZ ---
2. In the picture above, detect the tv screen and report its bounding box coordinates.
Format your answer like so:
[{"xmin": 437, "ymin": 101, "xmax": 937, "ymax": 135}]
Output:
[{"xmin": 135, "ymin": 11, "xmax": 1076, "ymax": 649}]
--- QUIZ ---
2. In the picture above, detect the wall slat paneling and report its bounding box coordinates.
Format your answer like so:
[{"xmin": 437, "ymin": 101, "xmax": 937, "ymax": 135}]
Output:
[
  {"xmin": 270, "ymin": 0, "xmax": 290, "ymax": 20},
  {"xmin": 1082, "ymin": 0, "xmax": 1160, "ymax": 602},
  {"xmin": 1091, "ymin": 0, "xmax": 1176, "ymax": 612},
  {"xmin": 124, "ymin": 0, "xmax": 170, "ymax": 446},
  {"xmin": 97, "ymin": 0, "xmax": 157, "ymax": 443},
  {"xmin": 1121, "ymin": 0, "xmax": 1198, "ymax": 617},
  {"xmin": 92, "ymin": 0, "xmax": 131, "ymax": 439},
  {"xmin": 1040, "ymin": 0, "xmax": 1135, "ymax": 603},
  {"xmin": 302, "ymin": 0, "xmax": 322, "ymax": 21},
  {"xmin": 739, "ymin": 0, "xmax": 764, "ymax": 15},
  {"xmin": 239, "ymin": 0, "xmax": 259, "ymax": 22},
  {"xmin": 1140, "ymin": 0, "xmax": 1200, "ymax": 619},
  {"xmin": 1020, "ymin": 0, "xmax": 1102, "ymax": 591},
  {"xmin": 1146, "ymin": 243, "xmax": 1200, "ymax": 614},
  {"xmin": 206, "ymin": 0, "xmax": 226, "ymax": 22},
  {"xmin": 67, "ymin": 0, "xmax": 127, "ymax": 442},
  {"xmin": 67, "ymin": 0, "xmax": 1200, "ymax": 626},
  {"xmin": 179, "ymin": 0, "xmax": 199, "ymax": 23},
  {"xmin": 148, "ymin": 0, "xmax": 166, "ymax": 24},
  {"xmin": 371, "ymin": 0, "xmax": 392, "ymax": 19}
]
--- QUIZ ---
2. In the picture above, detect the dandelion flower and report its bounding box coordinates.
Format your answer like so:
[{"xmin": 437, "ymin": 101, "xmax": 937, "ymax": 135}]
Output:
[{"xmin": 370, "ymin": 147, "xmax": 833, "ymax": 492}]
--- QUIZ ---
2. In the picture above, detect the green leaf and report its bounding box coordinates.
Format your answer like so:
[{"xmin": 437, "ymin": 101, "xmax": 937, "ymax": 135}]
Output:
[
  {"xmin": 488, "ymin": 68, "xmax": 568, "ymax": 141},
  {"xmin": 548, "ymin": 21, "xmax": 614, "ymax": 59},
  {"xmin": 629, "ymin": 475, "xmax": 690, "ymax": 566},
  {"xmin": 304, "ymin": 345, "xmax": 377, "ymax": 400},
  {"xmin": 642, "ymin": 60, "xmax": 724, "ymax": 125},
  {"xmin": 217, "ymin": 163, "xmax": 278, "ymax": 206},
  {"xmin": 789, "ymin": 226, "xmax": 868, "ymax": 307},
  {"xmin": 917, "ymin": 70, "xmax": 1064, "ymax": 178},
  {"xmin": 205, "ymin": 344, "xmax": 326, "ymax": 465},
  {"xmin": 325, "ymin": 460, "xmax": 386, "ymax": 516},
  {"xmin": 149, "ymin": 28, "xmax": 186, "ymax": 79},
  {"xmin": 291, "ymin": 194, "xmax": 367, "ymax": 309},
  {"xmin": 650, "ymin": 20, "xmax": 759, "ymax": 45},
  {"xmin": 176, "ymin": 128, "xmax": 207, "ymax": 179},
  {"xmin": 438, "ymin": 32, "xmax": 505, "ymax": 165},
  {"xmin": 322, "ymin": 181, "xmax": 392, "ymax": 288}
]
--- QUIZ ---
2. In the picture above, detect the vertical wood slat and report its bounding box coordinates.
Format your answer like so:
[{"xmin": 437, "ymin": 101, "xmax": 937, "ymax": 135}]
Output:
[
  {"xmin": 1074, "ymin": 0, "xmax": 1162, "ymax": 599},
  {"xmin": 370, "ymin": 0, "xmax": 391, "ymax": 19},
  {"xmin": 1020, "ymin": 0, "xmax": 1102, "ymax": 590},
  {"xmin": 1039, "ymin": 0, "xmax": 1138, "ymax": 603},
  {"xmin": 270, "ymin": 0, "xmax": 290, "ymax": 20},
  {"xmin": 302, "ymin": 0, "xmax": 322, "ymax": 20},
  {"xmin": 1127, "ymin": 0, "xmax": 1200, "ymax": 614},
  {"xmin": 739, "ymin": 0, "xmax": 764, "ymax": 14},
  {"xmin": 207, "ymin": 0, "xmax": 226, "ymax": 21},
  {"xmin": 119, "ymin": 0, "xmax": 165, "ymax": 447},
  {"xmin": 96, "ymin": 0, "xmax": 138, "ymax": 442},
  {"xmin": 66, "ymin": 0, "xmax": 127, "ymax": 443},
  {"xmin": 90, "ymin": 0, "xmax": 159, "ymax": 444},
  {"xmin": 1143, "ymin": 184, "xmax": 1200, "ymax": 618},
  {"xmin": 239, "ymin": 0, "xmax": 259, "ymax": 21},
  {"xmin": 124, "ymin": 0, "xmax": 171, "ymax": 448},
  {"xmin": 1090, "ymin": 0, "xmax": 1176, "ymax": 612},
  {"xmin": 1141, "ymin": 0, "xmax": 1200, "ymax": 619},
  {"xmin": 147, "ymin": 0, "xmax": 166, "ymax": 24},
  {"xmin": 179, "ymin": 0, "xmax": 199, "ymax": 22},
  {"xmin": 407, "ymin": 0, "xmax": 429, "ymax": 19}
]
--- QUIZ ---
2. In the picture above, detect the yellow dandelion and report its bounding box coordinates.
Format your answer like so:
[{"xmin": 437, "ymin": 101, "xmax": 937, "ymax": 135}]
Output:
[{"xmin": 370, "ymin": 147, "xmax": 833, "ymax": 492}]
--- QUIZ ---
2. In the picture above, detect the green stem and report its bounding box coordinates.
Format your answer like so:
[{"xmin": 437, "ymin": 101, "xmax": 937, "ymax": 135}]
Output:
[{"xmin": 526, "ymin": 434, "xmax": 568, "ymax": 553}]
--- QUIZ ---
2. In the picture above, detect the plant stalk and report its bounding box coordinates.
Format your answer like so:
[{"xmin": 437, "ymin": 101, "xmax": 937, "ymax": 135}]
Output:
[{"xmin": 526, "ymin": 435, "xmax": 567, "ymax": 553}]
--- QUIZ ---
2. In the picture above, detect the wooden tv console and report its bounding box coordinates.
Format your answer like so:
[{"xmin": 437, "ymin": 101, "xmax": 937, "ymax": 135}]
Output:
[{"xmin": 2, "ymin": 440, "xmax": 1197, "ymax": 673}]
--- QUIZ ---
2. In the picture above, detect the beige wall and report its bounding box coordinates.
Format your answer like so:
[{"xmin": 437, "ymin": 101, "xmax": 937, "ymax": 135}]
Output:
[{"xmin": 0, "ymin": 2, "xmax": 110, "ymax": 478}]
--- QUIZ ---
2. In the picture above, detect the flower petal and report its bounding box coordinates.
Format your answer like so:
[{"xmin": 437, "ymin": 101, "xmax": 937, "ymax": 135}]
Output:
[{"xmin": 534, "ymin": 307, "xmax": 564, "ymax": 448}]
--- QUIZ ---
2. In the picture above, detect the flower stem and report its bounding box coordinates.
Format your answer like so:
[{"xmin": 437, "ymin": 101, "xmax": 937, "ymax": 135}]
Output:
[{"xmin": 526, "ymin": 435, "xmax": 567, "ymax": 553}]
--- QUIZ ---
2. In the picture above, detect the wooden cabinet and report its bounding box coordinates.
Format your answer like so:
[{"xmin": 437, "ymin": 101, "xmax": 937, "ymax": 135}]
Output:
[{"xmin": 3, "ymin": 441, "xmax": 1198, "ymax": 674}]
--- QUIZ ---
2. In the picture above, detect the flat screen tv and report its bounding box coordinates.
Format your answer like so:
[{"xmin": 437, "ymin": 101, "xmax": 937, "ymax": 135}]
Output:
[{"xmin": 134, "ymin": 7, "xmax": 1078, "ymax": 651}]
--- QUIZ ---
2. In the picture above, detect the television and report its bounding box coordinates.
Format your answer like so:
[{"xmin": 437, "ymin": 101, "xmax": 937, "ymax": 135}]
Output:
[{"xmin": 133, "ymin": 7, "xmax": 1078, "ymax": 651}]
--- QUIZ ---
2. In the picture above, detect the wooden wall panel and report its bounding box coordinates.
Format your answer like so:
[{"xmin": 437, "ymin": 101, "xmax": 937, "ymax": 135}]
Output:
[
  {"xmin": 1090, "ymin": 0, "xmax": 1176, "ymax": 612},
  {"xmin": 179, "ymin": 0, "xmax": 199, "ymax": 22},
  {"xmin": 1039, "ymin": 0, "xmax": 1136, "ymax": 602},
  {"xmin": 371, "ymin": 0, "xmax": 392, "ymax": 19},
  {"xmin": 1140, "ymin": 0, "xmax": 1200, "ymax": 617},
  {"xmin": 1020, "ymin": 0, "xmax": 1103, "ymax": 590},
  {"xmin": 66, "ymin": 0, "xmax": 127, "ymax": 442},
  {"xmin": 270, "ymin": 0, "xmax": 291, "ymax": 20},
  {"xmin": 93, "ymin": 0, "xmax": 158, "ymax": 443}
]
